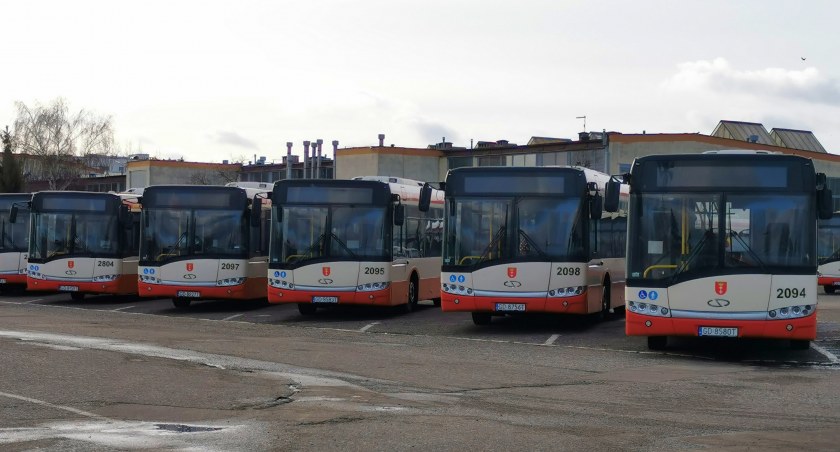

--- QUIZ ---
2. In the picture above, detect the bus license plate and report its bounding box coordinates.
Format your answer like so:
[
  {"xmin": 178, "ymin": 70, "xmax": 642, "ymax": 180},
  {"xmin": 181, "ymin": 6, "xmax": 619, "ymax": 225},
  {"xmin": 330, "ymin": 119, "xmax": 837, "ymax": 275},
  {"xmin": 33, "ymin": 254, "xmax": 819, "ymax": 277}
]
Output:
[
  {"xmin": 698, "ymin": 327, "xmax": 738, "ymax": 337},
  {"xmin": 58, "ymin": 285, "xmax": 79, "ymax": 292},
  {"xmin": 312, "ymin": 296, "xmax": 338, "ymax": 303},
  {"xmin": 177, "ymin": 291, "xmax": 201, "ymax": 298},
  {"xmin": 0, "ymin": 279, "xmax": 6, "ymax": 284},
  {"xmin": 496, "ymin": 303, "xmax": 526, "ymax": 312},
  {"xmin": 833, "ymin": 282, "xmax": 840, "ymax": 286}
]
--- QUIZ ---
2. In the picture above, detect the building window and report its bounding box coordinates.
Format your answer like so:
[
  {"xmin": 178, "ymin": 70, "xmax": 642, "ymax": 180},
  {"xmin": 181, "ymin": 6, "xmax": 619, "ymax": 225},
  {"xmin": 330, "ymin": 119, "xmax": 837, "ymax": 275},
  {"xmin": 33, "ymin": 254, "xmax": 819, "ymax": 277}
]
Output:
[
  {"xmin": 477, "ymin": 155, "xmax": 504, "ymax": 167},
  {"xmin": 618, "ymin": 163, "xmax": 632, "ymax": 174},
  {"xmin": 448, "ymin": 156, "xmax": 473, "ymax": 169}
]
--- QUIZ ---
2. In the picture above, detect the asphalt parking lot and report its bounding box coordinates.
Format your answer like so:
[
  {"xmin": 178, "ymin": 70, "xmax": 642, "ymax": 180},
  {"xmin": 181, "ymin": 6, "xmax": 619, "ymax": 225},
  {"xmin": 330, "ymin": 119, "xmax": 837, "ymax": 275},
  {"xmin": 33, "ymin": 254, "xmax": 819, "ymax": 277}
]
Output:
[{"xmin": 2, "ymin": 288, "xmax": 839, "ymax": 368}]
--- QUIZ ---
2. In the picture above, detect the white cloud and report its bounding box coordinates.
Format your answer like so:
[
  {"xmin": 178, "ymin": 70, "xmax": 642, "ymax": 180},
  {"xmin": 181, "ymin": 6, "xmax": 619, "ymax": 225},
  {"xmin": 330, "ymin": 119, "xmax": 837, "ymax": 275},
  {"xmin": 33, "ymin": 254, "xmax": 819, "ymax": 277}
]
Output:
[{"xmin": 663, "ymin": 58, "xmax": 840, "ymax": 105}]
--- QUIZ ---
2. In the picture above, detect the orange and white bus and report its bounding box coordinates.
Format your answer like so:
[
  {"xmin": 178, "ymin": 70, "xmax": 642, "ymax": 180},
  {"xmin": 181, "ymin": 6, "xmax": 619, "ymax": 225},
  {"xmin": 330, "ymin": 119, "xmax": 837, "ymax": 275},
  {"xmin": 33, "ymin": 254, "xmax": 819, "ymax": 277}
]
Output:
[
  {"xmin": 0, "ymin": 193, "xmax": 31, "ymax": 292},
  {"xmin": 15, "ymin": 191, "xmax": 140, "ymax": 301},
  {"xmin": 625, "ymin": 152, "xmax": 832, "ymax": 350},
  {"xmin": 268, "ymin": 177, "xmax": 444, "ymax": 315},
  {"xmin": 138, "ymin": 183, "xmax": 271, "ymax": 309},
  {"xmin": 817, "ymin": 215, "xmax": 840, "ymax": 294},
  {"xmin": 438, "ymin": 166, "xmax": 626, "ymax": 326}
]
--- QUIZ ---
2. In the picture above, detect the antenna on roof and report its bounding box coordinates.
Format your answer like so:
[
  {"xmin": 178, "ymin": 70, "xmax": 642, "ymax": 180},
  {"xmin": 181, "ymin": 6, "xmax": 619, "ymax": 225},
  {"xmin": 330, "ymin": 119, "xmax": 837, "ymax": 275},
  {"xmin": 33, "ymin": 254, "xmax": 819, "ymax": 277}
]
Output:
[{"xmin": 576, "ymin": 115, "xmax": 587, "ymax": 132}]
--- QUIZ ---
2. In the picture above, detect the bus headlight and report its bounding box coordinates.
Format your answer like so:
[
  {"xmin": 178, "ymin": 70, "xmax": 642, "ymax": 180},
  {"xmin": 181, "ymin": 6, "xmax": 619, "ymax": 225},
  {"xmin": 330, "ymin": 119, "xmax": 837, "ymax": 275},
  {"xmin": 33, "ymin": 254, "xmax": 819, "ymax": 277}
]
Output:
[
  {"xmin": 216, "ymin": 277, "xmax": 246, "ymax": 287},
  {"xmin": 549, "ymin": 286, "xmax": 585, "ymax": 298},
  {"xmin": 357, "ymin": 282, "xmax": 389, "ymax": 292},
  {"xmin": 140, "ymin": 275, "xmax": 161, "ymax": 284},
  {"xmin": 768, "ymin": 305, "xmax": 813, "ymax": 320},
  {"xmin": 628, "ymin": 300, "xmax": 671, "ymax": 317},
  {"xmin": 442, "ymin": 283, "xmax": 472, "ymax": 295}
]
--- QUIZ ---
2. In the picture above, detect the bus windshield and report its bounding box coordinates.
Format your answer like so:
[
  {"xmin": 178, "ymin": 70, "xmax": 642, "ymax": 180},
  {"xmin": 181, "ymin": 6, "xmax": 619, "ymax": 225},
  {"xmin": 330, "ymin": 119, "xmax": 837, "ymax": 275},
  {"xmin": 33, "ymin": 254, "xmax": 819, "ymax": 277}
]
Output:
[
  {"xmin": 30, "ymin": 212, "xmax": 119, "ymax": 259},
  {"xmin": 141, "ymin": 208, "xmax": 247, "ymax": 262},
  {"xmin": 629, "ymin": 193, "xmax": 814, "ymax": 282},
  {"xmin": 0, "ymin": 209, "xmax": 28, "ymax": 252},
  {"xmin": 818, "ymin": 216, "xmax": 840, "ymax": 264},
  {"xmin": 444, "ymin": 197, "xmax": 585, "ymax": 267},
  {"xmin": 272, "ymin": 205, "xmax": 387, "ymax": 263}
]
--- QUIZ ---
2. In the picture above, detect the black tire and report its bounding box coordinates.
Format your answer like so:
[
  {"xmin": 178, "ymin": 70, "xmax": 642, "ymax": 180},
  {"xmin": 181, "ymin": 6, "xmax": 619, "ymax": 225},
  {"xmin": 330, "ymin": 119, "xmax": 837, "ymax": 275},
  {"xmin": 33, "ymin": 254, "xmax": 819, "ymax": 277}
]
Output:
[
  {"xmin": 824, "ymin": 285, "xmax": 836, "ymax": 294},
  {"xmin": 172, "ymin": 298, "xmax": 191, "ymax": 309},
  {"xmin": 297, "ymin": 303, "xmax": 317, "ymax": 316},
  {"xmin": 432, "ymin": 297, "xmax": 441, "ymax": 307},
  {"xmin": 647, "ymin": 336, "xmax": 667, "ymax": 350},
  {"xmin": 613, "ymin": 305, "xmax": 626, "ymax": 317},
  {"xmin": 405, "ymin": 274, "xmax": 419, "ymax": 312},
  {"xmin": 791, "ymin": 339, "xmax": 810, "ymax": 350},
  {"xmin": 70, "ymin": 292, "xmax": 85, "ymax": 302},
  {"xmin": 472, "ymin": 312, "xmax": 492, "ymax": 326},
  {"xmin": 599, "ymin": 280, "xmax": 611, "ymax": 321}
]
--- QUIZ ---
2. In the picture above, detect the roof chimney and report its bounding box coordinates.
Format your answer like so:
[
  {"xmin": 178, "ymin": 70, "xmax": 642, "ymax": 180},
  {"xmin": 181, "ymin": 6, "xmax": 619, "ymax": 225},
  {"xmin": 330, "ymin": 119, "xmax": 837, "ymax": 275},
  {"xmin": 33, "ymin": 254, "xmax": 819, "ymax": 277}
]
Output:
[
  {"xmin": 303, "ymin": 140, "xmax": 311, "ymax": 179},
  {"xmin": 315, "ymin": 139, "xmax": 323, "ymax": 179},
  {"xmin": 286, "ymin": 142, "xmax": 293, "ymax": 180},
  {"xmin": 378, "ymin": 134, "xmax": 385, "ymax": 147}
]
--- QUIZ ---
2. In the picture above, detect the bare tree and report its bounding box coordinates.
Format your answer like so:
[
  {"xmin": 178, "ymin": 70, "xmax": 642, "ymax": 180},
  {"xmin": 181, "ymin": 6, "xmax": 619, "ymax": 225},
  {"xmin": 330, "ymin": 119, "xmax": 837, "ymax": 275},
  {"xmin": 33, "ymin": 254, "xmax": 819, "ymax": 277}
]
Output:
[{"xmin": 13, "ymin": 98, "xmax": 114, "ymax": 190}]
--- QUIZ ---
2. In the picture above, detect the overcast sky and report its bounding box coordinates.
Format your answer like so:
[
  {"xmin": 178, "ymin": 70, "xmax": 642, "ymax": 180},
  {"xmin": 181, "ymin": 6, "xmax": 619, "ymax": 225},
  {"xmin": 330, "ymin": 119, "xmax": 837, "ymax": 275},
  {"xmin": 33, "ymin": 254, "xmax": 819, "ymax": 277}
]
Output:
[{"xmin": 2, "ymin": 0, "xmax": 839, "ymax": 163}]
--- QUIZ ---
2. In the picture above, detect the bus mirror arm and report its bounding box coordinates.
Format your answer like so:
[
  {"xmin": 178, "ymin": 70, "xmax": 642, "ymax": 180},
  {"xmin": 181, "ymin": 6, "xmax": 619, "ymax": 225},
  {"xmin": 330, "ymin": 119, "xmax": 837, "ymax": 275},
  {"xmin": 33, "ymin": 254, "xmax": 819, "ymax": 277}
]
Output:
[
  {"xmin": 818, "ymin": 187, "xmax": 833, "ymax": 220},
  {"xmin": 8, "ymin": 205, "xmax": 18, "ymax": 224},
  {"xmin": 394, "ymin": 203, "xmax": 405, "ymax": 226},
  {"xmin": 250, "ymin": 196, "xmax": 262, "ymax": 226},
  {"xmin": 590, "ymin": 193, "xmax": 603, "ymax": 220}
]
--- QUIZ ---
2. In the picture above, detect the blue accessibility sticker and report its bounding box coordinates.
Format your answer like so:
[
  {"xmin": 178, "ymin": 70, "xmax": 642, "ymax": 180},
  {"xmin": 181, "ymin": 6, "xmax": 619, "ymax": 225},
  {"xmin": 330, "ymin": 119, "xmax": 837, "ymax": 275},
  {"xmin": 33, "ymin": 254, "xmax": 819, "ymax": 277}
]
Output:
[
  {"xmin": 458, "ymin": 275, "xmax": 465, "ymax": 283},
  {"xmin": 649, "ymin": 291, "xmax": 658, "ymax": 301},
  {"xmin": 638, "ymin": 290, "xmax": 648, "ymax": 300},
  {"xmin": 449, "ymin": 275, "xmax": 457, "ymax": 283},
  {"xmin": 143, "ymin": 268, "xmax": 149, "ymax": 275},
  {"xmin": 280, "ymin": 271, "xmax": 287, "ymax": 278}
]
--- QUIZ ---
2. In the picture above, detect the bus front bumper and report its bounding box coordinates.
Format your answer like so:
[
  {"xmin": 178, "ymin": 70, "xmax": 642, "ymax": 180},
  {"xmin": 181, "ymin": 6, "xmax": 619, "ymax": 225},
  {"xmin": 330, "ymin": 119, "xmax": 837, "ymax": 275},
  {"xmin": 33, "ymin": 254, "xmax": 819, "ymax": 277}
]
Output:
[
  {"xmin": 818, "ymin": 276, "xmax": 840, "ymax": 287},
  {"xmin": 0, "ymin": 273, "xmax": 28, "ymax": 285},
  {"xmin": 138, "ymin": 279, "xmax": 266, "ymax": 300},
  {"xmin": 27, "ymin": 275, "xmax": 137, "ymax": 295},
  {"xmin": 268, "ymin": 287, "xmax": 391, "ymax": 305},
  {"xmin": 626, "ymin": 310, "xmax": 817, "ymax": 340},
  {"xmin": 440, "ymin": 292, "xmax": 588, "ymax": 314}
]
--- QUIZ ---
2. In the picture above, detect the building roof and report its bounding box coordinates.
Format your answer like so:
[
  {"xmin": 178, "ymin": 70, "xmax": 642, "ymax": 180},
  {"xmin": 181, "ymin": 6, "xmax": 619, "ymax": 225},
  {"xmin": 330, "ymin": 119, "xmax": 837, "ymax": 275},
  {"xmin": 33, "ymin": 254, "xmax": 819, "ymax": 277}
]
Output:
[
  {"xmin": 609, "ymin": 132, "xmax": 840, "ymax": 163},
  {"xmin": 711, "ymin": 120, "xmax": 774, "ymax": 145},
  {"xmin": 770, "ymin": 128, "xmax": 827, "ymax": 153},
  {"xmin": 527, "ymin": 137, "xmax": 572, "ymax": 145}
]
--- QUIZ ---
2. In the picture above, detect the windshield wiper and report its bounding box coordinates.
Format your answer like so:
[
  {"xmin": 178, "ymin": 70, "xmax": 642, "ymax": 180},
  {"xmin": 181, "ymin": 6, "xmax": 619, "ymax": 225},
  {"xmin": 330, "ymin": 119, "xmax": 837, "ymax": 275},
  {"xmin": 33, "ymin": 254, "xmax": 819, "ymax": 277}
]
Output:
[
  {"xmin": 329, "ymin": 232, "xmax": 357, "ymax": 258},
  {"xmin": 303, "ymin": 232, "xmax": 357, "ymax": 259},
  {"xmin": 478, "ymin": 225, "xmax": 507, "ymax": 264},
  {"xmin": 518, "ymin": 229, "xmax": 548, "ymax": 258},
  {"xmin": 670, "ymin": 231, "xmax": 714, "ymax": 283},
  {"xmin": 728, "ymin": 230, "xmax": 766, "ymax": 270}
]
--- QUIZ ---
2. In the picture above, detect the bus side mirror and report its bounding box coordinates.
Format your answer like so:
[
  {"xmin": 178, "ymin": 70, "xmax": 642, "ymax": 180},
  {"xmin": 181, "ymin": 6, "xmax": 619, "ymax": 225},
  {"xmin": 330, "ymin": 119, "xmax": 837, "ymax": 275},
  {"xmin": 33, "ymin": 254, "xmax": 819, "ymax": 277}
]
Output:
[
  {"xmin": 250, "ymin": 196, "xmax": 262, "ymax": 226},
  {"xmin": 590, "ymin": 193, "xmax": 603, "ymax": 220},
  {"xmin": 604, "ymin": 179, "xmax": 620, "ymax": 213},
  {"xmin": 419, "ymin": 183, "xmax": 432, "ymax": 212},
  {"xmin": 8, "ymin": 205, "xmax": 18, "ymax": 224},
  {"xmin": 394, "ymin": 204, "xmax": 405, "ymax": 226},
  {"xmin": 818, "ymin": 188, "xmax": 833, "ymax": 220},
  {"xmin": 143, "ymin": 211, "xmax": 149, "ymax": 228}
]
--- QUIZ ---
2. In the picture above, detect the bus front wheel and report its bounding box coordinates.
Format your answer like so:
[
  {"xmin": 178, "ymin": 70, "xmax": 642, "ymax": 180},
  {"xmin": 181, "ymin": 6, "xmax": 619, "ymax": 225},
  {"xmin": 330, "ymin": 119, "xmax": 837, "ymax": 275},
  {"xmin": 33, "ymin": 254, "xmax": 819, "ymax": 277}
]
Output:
[
  {"xmin": 405, "ymin": 274, "xmax": 419, "ymax": 312},
  {"xmin": 791, "ymin": 339, "xmax": 810, "ymax": 350},
  {"xmin": 647, "ymin": 336, "xmax": 667, "ymax": 350},
  {"xmin": 472, "ymin": 312, "xmax": 491, "ymax": 326},
  {"xmin": 298, "ymin": 303, "xmax": 317, "ymax": 315},
  {"xmin": 172, "ymin": 298, "xmax": 191, "ymax": 309},
  {"xmin": 824, "ymin": 285, "xmax": 836, "ymax": 294}
]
